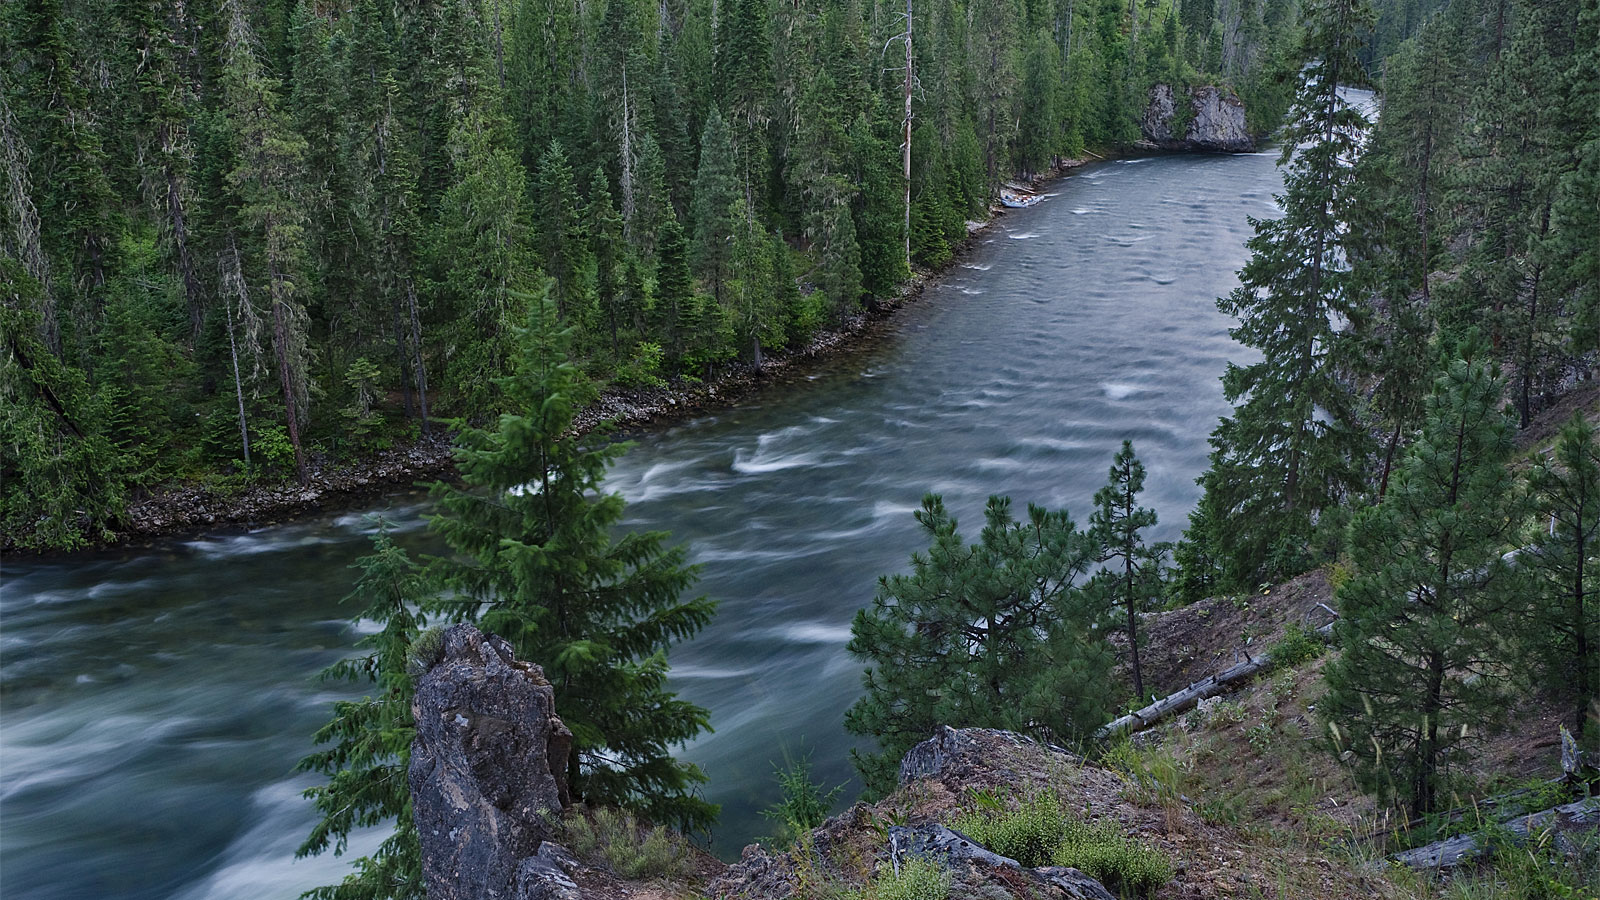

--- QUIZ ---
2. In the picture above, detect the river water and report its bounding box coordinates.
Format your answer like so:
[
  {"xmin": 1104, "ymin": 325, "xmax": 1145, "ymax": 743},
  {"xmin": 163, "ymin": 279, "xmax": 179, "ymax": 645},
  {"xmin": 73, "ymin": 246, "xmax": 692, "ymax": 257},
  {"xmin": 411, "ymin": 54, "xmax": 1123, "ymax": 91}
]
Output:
[{"xmin": 2, "ymin": 148, "xmax": 1286, "ymax": 899}]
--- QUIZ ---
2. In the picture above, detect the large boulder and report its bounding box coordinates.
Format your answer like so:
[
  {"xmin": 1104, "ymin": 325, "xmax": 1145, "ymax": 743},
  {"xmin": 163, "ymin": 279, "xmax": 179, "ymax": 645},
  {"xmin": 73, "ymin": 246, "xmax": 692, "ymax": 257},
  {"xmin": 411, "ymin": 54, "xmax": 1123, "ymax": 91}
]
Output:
[
  {"xmin": 1141, "ymin": 84, "xmax": 1255, "ymax": 152},
  {"xmin": 410, "ymin": 624, "xmax": 574, "ymax": 900}
]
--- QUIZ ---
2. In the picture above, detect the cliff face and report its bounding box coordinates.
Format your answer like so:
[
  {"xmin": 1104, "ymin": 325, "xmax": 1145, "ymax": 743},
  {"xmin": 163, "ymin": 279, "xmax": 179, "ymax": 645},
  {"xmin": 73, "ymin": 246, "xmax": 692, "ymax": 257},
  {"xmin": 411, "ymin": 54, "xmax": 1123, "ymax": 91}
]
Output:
[{"xmin": 1141, "ymin": 84, "xmax": 1256, "ymax": 152}]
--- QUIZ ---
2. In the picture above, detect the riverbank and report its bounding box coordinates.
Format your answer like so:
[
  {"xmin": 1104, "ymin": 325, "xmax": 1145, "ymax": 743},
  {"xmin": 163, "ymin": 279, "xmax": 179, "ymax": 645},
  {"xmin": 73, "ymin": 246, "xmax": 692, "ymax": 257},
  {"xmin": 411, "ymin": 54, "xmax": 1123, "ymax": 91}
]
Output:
[{"xmin": 7, "ymin": 157, "xmax": 1101, "ymax": 556}]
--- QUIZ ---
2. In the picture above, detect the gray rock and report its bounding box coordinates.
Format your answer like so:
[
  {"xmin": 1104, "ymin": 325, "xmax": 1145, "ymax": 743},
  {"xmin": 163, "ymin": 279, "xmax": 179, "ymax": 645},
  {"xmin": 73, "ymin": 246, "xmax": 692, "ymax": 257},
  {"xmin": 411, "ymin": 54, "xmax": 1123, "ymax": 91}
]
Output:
[
  {"xmin": 1035, "ymin": 866, "xmax": 1120, "ymax": 900},
  {"xmin": 410, "ymin": 625, "xmax": 574, "ymax": 900},
  {"xmin": 514, "ymin": 843, "xmax": 581, "ymax": 900},
  {"xmin": 888, "ymin": 824, "xmax": 1117, "ymax": 900},
  {"xmin": 1142, "ymin": 83, "xmax": 1178, "ymax": 142},
  {"xmin": 1141, "ymin": 84, "xmax": 1255, "ymax": 152},
  {"xmin": 1186, "ymin": 86, "xmax": 1254, "ymax": 152}
]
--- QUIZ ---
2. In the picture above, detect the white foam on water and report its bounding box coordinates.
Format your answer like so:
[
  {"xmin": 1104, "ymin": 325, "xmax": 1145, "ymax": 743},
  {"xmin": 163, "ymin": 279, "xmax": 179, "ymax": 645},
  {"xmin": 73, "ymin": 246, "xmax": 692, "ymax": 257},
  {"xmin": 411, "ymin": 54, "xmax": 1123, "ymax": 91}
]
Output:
[{"xmin": 1007, "ymin": 232, "xmax": 1042, "ymax": 240}]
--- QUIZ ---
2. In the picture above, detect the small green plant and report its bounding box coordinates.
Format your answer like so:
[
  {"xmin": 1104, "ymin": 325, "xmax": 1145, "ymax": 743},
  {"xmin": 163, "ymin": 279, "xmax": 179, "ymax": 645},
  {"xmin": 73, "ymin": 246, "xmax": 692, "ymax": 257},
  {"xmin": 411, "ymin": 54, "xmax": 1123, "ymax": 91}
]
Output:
[
  {"xmin": 1266, "ymin": 623, "xmax": 1325, "ymax": 670},
  {"xmin": 949, "ymin": 792, "xmax": 1070, "ymax": 867},
  {"xmin": 946, "ymin": 790, "xmax": 1172, "ymax": 897},
  {"xmin": 868, "ymin": 855, "xmax": 951, "ymax": 900},
  {"xmin": 563, "ymin": 806, "xmax": 692, "ymax": 880},
  {"xmin": 615, "ymin": 341, "xmax": 666, "ymax": 388},
  {"xmin": 760, "ymin": 754, "xmax": 846, "ymax": 847},
  {"xmin": 1246, "ymin": 722, "xmax": 1275, "ymax": 752},
  {"xmin": 1052, "ymin": 819, "xmax": 1174, "ymax": 898},
  {"xmin": 405, "ymin": 626, "xmax": 445, "ymax": 676}
]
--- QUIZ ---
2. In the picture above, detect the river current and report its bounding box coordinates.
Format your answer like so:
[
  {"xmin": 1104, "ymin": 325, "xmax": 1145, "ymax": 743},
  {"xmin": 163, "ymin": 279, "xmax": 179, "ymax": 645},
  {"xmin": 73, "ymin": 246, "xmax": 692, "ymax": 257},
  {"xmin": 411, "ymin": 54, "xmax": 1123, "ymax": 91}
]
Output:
[{"xmin": 2, "ymin": 148, "xmax": 1287, "ymax": 899}]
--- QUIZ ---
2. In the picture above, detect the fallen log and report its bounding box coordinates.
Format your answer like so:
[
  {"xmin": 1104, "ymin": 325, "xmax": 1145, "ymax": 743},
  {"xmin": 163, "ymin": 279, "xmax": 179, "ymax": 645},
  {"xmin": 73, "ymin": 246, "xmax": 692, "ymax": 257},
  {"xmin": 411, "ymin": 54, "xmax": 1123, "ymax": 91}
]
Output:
[
  {"xmin": 1095, "ymin": 619, "xmax": 1334, "ymax": 741},
  {"xmin": 1389, "ymin": 797, "xmax": 1600, "ymax": 870}
]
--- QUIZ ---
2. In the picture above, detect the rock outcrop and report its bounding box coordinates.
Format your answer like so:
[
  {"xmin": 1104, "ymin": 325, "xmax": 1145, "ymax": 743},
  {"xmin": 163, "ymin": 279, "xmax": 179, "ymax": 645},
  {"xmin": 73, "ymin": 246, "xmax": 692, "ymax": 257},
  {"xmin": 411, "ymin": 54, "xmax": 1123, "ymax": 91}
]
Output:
[
  {"xmin": 410, "ymin": 624, "xmax": 575, "ymax": 900},
  {"xmin": 1141, "ymin": 84, "xmax": 1255, "ymax": 152}
]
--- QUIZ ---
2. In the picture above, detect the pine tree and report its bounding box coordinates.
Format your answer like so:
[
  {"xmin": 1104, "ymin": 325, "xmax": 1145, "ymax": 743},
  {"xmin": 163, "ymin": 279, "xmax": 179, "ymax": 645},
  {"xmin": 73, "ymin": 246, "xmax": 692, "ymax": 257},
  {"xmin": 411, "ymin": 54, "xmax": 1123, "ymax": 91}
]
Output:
[
  {"xmin": 844, "ymin": 494, "xmax": 1112, "ymax": 797},
  {"xmin": 651, "ymin": 215, "xmax": 695, "ymax": 366},
  {"xmin": 297, "ymin": 530, "xmax": 426, "ymax": 900},
  {"xmin": 1194, "ymin": 0, "xmax": 1375, "ymax": 588},
  {"xmin": 1322, "ymin": 353, "xmax": 1523, "ymax": 817},
  {"xmin": 585, "ymin": 166, "xmax": 627, "ymax": 356},
  {"xmin": 425, "ymin": 296, "xmax": 718, "ymax": 832},
  {"xmin": 1522, "ymin": 413, "xmax": 1600, "ymax": 737},
  {"xmin": 1088, "ymin": 441, "xmax": 1167, "ymax": 702}
]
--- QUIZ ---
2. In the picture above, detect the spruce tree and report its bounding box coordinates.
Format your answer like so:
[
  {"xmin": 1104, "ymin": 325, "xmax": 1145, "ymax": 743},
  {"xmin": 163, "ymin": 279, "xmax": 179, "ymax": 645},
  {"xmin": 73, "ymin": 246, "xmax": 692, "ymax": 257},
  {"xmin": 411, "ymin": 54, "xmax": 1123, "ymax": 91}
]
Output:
[
  {"xmin": 1322, "ymin": 353, "xmax": 1523, "ymax": 817},
  {"xmin": 1194, "ymin": 0, "xmax": 1375, "ymax": 588},
  {"xmin": 1088, "ymin": 441, "xmax": 1167, "ymax": 702},
  {"xmin": 1522, "ymin": 413, "xmax": 1600, "ymax": 737},
  {"xmin": 534, "ymin": 140, "xmax": 586, "ymax": 318},
  {"xmin": 425, "ymin": 296, "xmax": 718, "ymax": 832},
  {"xmin": 844, "ymin": 494, "xmax": 1111, "ymax": 797},
  {"xmin": 297, "ymin": 530, "xmax": 426, "ymax": 900}
]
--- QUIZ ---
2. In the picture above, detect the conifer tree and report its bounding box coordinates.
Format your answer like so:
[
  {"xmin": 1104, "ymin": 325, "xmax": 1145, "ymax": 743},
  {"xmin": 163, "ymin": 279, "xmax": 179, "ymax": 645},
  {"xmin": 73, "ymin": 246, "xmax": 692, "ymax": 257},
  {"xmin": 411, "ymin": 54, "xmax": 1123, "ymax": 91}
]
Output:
[
  {"xmin": 690, "ymin": 108, "xmax": 739, "ymax": 304},
  {"xmin": 425, "ymin": 296, "xmax": 718, "ymax": 832},
  {"xmin": 218, "ymin": 0, "xmax": 313, "ymax": 480},
  {"xmin": 1522, "ymin": 413, "xmax": 1600, "ymax": 736},
  {"xmin": 297, "ymin": 530, "xmax": 426, "ymax": 900},
  {"xmin": 1322, "ymin": 353, "xmax": 1523, "ymax": 817},
  {"xmin": 845, "ymin": 494, "xmax": 1111, "ymax": 797},
  {"xmin": 652, "ymin": 215, "xmax": 695, "ymax": 366},
  {"xmin": 534, "ymin": 140, "xmax": 585, "ymax": 318},
  {"xmin": 1089, "ymin": 441, "xmax": 1167, "ymax": 702},
  {"xmin": 585, "ymin": 167, "xmax": 627, "ymax": 355},
  {"xmin": 1193, "ymin": 0, "xmax": 1375, "ymax": 587}
]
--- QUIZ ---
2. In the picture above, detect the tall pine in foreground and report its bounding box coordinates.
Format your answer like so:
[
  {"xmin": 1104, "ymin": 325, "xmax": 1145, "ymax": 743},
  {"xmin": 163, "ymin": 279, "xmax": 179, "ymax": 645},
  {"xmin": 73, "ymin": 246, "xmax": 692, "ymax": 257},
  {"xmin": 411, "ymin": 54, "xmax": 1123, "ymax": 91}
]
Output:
[
  {"xmin": 297, "ymin": 530, "xmax": 426, "ymax": 900},
  {"xmin": 1322, "ymin": 353, "xmax": 1522, "ymax": 817},
  {"xmin": 1522, "ymin": 413, "xmax": 1600, "ymax": 738},
  {"xmin": 844, "ymin": 494, "xmax": 1111, "ymax": 797},
  {"xmin": 1089, "ymin": 441, "xmax": 1167, "ymax": 703},
  {"xmin": 425, "ymin": 296, "xmax": 718, "ymax": 832},
  {"xmin": 1192, "ymin": 0, "xmax": 1375, "ymax": 589}
]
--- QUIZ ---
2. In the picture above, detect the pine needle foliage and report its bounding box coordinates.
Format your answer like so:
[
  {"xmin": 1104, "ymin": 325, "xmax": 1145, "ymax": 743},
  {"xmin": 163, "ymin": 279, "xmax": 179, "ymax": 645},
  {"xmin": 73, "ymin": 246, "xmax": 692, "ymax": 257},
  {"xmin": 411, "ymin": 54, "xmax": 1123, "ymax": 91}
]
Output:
[
  {"xmin": 425, "ymin": 295, "xmax": 718, "ymax": 832},
  {"xmin": 296, "ymin": 529, "xmax": 426, "ymax": 900},
  {"xmin": 1521, "ymin": 412, "xmax": 1600, "ymax": 737},
  {"xmin": 1321, "ymin": 353, "xmax": 1524, "ymax": 817},
  {"xmin": 844, "ymin": 494, "xmax": 1112, "ymax": 797},
  {"xmin": 1194, "ymin": 0, "xmax": 1377, "ymax": 589}
]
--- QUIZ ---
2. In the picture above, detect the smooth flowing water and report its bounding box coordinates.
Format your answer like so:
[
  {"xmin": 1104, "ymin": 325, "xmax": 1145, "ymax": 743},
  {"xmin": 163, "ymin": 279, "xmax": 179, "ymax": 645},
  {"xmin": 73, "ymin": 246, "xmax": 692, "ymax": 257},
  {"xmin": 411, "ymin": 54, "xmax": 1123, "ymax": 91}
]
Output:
[{"xmin": 2, "ymin": 148, "xmax": 1286, "ymax": 899}]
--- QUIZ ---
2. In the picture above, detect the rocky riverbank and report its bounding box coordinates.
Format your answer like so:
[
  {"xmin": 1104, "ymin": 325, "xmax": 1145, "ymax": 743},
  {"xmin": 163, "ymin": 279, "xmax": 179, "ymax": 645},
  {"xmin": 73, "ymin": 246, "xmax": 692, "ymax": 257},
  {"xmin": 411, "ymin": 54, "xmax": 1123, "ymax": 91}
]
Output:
[{"xmin": 14, "ymin": 160, "xmax": 1096, "ymax": 556}]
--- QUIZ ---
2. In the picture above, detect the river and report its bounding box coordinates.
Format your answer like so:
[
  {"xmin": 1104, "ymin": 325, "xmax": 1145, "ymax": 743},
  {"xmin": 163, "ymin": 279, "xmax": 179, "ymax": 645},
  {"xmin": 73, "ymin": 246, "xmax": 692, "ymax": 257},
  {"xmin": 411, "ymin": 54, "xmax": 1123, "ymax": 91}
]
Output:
[{"xmin": 1, "ymin": 147, "xmax": 1286, "ymax": 899}]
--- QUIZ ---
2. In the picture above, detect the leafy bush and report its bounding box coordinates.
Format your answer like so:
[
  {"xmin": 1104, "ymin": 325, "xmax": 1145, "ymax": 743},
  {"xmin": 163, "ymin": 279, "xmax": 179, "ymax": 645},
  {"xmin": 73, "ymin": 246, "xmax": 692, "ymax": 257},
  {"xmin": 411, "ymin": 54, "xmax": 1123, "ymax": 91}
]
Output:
[
  {"xmin": 563, "ymin": 806, "xmax": 692, "ymax": 880},
  {"xmin": 614, "ymin": 341, "xmax": 666, "ymax": 388},
  {"xmin": 1266, "ymin": 623, "xmax": 1325, "ymax": 670},
  {"xmin": 1053, "ymin": 820, "xmax": 1174, "ymax": 898}
]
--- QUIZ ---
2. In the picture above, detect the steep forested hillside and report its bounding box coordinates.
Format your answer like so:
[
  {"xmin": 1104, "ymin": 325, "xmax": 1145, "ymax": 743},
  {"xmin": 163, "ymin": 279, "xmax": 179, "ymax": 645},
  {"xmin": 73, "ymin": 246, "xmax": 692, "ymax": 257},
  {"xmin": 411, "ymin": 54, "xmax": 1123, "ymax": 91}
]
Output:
[{"xmin": 2, "ymin": 0, "xmax": 1298, "ymax": 549}]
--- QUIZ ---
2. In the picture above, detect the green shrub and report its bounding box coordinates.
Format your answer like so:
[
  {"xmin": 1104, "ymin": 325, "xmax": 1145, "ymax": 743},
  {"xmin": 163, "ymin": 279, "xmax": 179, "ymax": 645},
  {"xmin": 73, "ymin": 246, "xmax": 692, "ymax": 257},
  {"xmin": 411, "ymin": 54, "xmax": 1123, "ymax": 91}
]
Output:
[
  {"xmin": 870, "ymin": 856, "xmax": 951, "ymax": 900},
  {"xmin": 564, "ymin": 806, "xmax": 692, "ymax": 880},
  {"xmin": 946, "ymin": 790, "xmax": 1173, "ymax": 898},
  {"xmin": 1053, "ymin": 820, "xmax": 1174, "ymax": 898},
  {"xmin": 948, "ymin": 792, "xmax": 1068, "ymax": 867},
  {"xmin": 1267, "ymin": 623, "xmax": 1325, "ymax": 670},
  {"xmin": 760, "ymin": 755, "xmax": 845, "ymax": 847}
]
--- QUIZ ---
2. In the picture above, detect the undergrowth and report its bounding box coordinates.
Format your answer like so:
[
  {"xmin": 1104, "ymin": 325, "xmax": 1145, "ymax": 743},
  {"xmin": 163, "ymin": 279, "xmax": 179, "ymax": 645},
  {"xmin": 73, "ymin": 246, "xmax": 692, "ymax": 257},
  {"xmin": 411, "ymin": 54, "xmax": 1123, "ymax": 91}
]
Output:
[
  {"xmin": 947, "ymin": 790, "xmax": 1172, "ymax": 897},
  {"xmin": 563, "ymin": 806, "xmax": 694, "ymax": 880}
]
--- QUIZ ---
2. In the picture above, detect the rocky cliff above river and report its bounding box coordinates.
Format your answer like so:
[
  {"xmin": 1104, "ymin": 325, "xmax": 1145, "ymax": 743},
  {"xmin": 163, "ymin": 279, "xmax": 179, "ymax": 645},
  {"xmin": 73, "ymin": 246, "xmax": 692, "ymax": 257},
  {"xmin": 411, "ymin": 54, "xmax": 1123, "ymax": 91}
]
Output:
[
  {"xmin": 1140, "ymin": 84, "xmax": 1256, "ymax": 153},
  {"xmin": 406, "ymin": 629, "xmax": 1407, "ymax": 900}
]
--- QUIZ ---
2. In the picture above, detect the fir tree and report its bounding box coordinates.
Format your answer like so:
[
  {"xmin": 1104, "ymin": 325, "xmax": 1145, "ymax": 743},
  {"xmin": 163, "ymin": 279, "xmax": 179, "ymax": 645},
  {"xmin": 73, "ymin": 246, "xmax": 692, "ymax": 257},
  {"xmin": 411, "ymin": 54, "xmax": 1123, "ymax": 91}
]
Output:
[
  {"xmin": 1322, "ymin": 353, "xmax": 1523, "ymax": 817},
  {"xmin": 534, "ymin": 140, "xmax": 586, "ymax": 319},
  {"xmin": 1088, "ymin": 440, "xmax": 1167, "ymax": 702},
  {"xmin": 690, "ymin": 108, "xmax": 739, "ymax": 305},
  {"xmin": 844, "ymin": 494, "xmax": 1112, "ymax": 797},
  {"xmin": 297, "ymin": 530, "xmax": 426, "ymax": 900},
  {"xmin": 425, "ymin": 296, "xmax": 718, "ymax": 832},
  {"xmin": 1194, "ymin": 0, "xmax": 1375, "ymax": 588},
  {"xmin": 1522, "ymin": 413, "xmax": 1600, "ymax": 737}
]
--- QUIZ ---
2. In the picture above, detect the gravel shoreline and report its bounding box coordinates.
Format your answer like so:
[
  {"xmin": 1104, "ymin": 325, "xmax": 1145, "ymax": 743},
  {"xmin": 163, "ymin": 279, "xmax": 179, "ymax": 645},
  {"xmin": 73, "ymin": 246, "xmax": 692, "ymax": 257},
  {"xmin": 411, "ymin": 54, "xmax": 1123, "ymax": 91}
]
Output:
[{"xmin": 10, "ymin": 160, "xmax": 1095, "ymax": 556}]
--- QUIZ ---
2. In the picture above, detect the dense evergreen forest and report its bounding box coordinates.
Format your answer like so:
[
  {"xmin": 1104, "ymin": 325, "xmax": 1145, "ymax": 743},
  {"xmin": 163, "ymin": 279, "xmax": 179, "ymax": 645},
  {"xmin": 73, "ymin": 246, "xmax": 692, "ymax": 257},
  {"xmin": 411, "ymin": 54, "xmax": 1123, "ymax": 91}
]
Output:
[{"xmin": 2, "ymin": 0, "xmax": 1303, "ymax": 550}]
